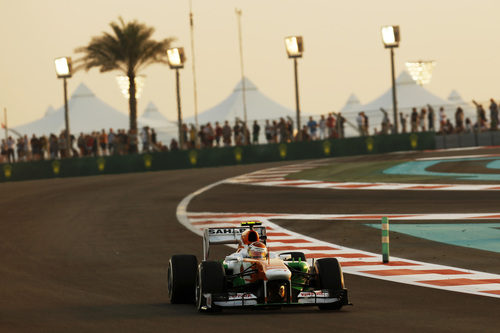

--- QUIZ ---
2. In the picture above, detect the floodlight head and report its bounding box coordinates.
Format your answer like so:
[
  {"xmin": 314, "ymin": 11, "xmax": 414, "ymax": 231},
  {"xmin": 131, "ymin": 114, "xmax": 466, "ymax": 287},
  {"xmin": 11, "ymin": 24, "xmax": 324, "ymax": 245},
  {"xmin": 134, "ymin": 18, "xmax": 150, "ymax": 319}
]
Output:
[
  {"xmin": 285, "ymin": 36, "xmax": 304, "ymax": 58},
  {"xmin": 405, "ymin": 60, "xmax": 436, "ymax": 85},
  {"xmin": 167, "ymin": 47, "xmax": 186, "ymax": 69},
  {"xmin": 54, "ymin": 57, "xmax": 72, "ymax": 78},
  {"xmin": 381, "ymin": 25, "xmax": 400, "ymax": 48}
]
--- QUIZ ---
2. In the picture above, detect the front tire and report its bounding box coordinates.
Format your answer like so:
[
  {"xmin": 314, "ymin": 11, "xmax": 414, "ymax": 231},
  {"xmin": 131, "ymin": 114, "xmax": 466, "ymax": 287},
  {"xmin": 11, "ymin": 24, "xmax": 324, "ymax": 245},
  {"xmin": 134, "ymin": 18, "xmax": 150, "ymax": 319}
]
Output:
[
  {"xmin": 315, "ymin": 258, "xmax": 344, "ymax": 310},
  {"xmin": 195, "ymin": 261, "xmax": 225, "ymax": 312},
  {"xmin": 167, "ymin": 254, "xmax": 198, "ymax": 304}
]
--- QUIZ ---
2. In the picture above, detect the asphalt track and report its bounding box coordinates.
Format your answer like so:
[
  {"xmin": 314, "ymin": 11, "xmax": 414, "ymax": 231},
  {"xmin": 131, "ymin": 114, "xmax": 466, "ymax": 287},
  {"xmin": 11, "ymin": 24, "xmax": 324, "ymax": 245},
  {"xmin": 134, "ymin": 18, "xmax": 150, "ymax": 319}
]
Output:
[{"xmin": 1, "ymin": 150, "xmax": 499, "ymax": 332}]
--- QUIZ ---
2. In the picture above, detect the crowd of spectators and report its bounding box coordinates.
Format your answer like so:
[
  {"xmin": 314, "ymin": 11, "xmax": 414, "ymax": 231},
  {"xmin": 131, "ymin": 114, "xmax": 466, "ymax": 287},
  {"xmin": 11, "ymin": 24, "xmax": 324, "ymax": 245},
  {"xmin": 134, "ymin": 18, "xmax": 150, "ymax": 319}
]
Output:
[
  {"xmin": 355, "ymin": 99, "xmax": 500, "ymax": 136},
  {"xmin": 1, "ymin": 100, "xmax": 499, "ymax": 164},
  {"xmin": 0, "ymin": 127, "xmax": 171, "ymax": 164},
  {"xmin": 182, "ymin": 112, "xmax": 346, "ymax": 150}
]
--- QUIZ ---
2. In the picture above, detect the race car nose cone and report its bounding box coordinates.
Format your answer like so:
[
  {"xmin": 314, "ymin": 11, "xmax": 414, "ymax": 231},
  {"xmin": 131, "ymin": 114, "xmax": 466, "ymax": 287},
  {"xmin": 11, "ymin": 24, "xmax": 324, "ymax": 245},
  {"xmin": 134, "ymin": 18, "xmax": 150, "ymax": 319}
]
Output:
[{"xmin": 266, "ymin": 268, "xmax": 291, "ymax": 281}]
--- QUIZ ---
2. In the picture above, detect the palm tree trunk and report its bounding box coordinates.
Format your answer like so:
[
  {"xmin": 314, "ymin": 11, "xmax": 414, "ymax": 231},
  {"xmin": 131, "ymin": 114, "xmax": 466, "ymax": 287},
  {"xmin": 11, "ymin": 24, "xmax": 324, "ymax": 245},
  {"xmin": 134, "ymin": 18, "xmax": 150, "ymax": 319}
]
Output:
[
  {"xmin": 128, "ymin": 72, "xmax": 137, "ymax": 131},
  {"xmin": 128, "ymin": 71, "xmax": 138, "ymax": 153}
]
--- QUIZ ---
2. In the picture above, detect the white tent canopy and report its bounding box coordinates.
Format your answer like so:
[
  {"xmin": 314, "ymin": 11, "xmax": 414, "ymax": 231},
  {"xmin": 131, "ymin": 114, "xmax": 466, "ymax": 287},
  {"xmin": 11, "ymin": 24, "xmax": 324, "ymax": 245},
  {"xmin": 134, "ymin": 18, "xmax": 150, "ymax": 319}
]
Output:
[
  {"xmin": 339, "ymin": 93, "xmax": 362, "ymax": 113},
  {"xmin": 138, "ymin": 101, "xmax": 175, "ymax": 129},
  {"xmin": 138, "ymin": 101, "xmax": 177, "ymax": 145},
  {"xmin": 360, "ymin": 71, "xmax": 452, "ymax": 113},
  {"xmin": 15, "ymin": 83, "xmax": 129, "ymax": 137},
  {"xmin": 185, "ymin": 77, "xmax": 295, "ymax": 125},
  {"xmin": 339, "ymin": 71, "xmax": 475, "ymax": 136}
]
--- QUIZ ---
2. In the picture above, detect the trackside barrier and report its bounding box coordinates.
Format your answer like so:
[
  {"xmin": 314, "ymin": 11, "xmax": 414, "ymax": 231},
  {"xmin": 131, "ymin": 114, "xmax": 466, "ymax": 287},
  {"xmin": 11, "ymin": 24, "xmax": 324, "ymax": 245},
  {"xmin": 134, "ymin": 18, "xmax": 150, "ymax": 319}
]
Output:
[
  {"xmin": 0, "ymin": 132, "xmax": 435, "ymax": 183},
  {"xmin": 381, "ymin": 217, "xmax": 390, "ymax": 263},
  {"xmin": 436, "ymin": 131, "xmax": 500, "ymax": 149}
]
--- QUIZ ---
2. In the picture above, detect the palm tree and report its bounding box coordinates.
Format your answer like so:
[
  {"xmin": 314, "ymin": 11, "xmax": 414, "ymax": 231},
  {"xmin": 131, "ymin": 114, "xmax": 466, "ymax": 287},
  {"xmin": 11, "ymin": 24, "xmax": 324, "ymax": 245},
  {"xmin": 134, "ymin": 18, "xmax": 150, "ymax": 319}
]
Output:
[{"xmin": 75, "ymin": 17, "xmax": 174, "ymax": 150}]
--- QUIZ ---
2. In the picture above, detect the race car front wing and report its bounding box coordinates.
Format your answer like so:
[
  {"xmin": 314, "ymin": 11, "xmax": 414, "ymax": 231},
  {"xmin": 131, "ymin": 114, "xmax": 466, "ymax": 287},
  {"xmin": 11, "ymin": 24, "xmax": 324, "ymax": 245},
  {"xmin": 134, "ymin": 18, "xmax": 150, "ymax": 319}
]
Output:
[{"xmin": 201, "ymin": 289, "xmax": 349, "ymax": 309}]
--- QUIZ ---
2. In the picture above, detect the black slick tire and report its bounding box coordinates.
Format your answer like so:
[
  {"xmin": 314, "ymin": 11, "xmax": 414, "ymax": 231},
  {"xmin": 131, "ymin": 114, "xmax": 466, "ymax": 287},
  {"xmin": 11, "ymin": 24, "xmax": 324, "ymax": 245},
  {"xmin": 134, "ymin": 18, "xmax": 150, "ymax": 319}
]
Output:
[
  {"xmin": 168, "ymin": 254, "xmax": 198, "ymax": 304},
  {"xmin": 315, "ymin": 258, "xmax": 344, "ymax": 310},
  {"xmin": 195, "ymin": 261, "xmax": 225, "ymax": 312}
]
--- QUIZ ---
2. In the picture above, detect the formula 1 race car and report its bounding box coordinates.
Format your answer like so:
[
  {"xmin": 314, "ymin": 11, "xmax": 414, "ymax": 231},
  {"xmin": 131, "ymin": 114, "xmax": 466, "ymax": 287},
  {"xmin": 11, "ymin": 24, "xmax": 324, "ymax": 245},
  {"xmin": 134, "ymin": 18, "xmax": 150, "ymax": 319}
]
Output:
[{"xmin": 167, "ymin": 222, "xmax": 349, "ymax": 312}]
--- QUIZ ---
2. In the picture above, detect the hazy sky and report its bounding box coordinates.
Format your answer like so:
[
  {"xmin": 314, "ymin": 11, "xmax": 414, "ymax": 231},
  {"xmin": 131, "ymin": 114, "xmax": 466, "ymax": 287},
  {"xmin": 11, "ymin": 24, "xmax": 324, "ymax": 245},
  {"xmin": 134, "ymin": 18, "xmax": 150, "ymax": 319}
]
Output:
[{"xmin": 1, "ymin": 0, "xmax": 499, "ymax": 127}]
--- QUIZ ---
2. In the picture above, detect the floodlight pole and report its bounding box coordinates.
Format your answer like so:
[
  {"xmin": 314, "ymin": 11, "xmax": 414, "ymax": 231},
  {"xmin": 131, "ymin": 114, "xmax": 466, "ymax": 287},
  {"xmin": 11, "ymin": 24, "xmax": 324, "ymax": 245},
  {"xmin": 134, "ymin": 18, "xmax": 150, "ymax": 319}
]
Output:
[
  {"xmin": 175, "ymin": 68, "xmax": 184, "ymax": 149},
  {"xmin": 189, "ymin": 0, "xmax": 199, "ymax": 131},
  {"xmin": 63, "ymin": 77, "xmax": 71, "ymax": 155},
  {"xmin": 293, "ymin": 57, "xmax": 301, "ymax": 141},
  {"xmin": 236, "ymin": 8, "xmax": 248, "ymax": 126},
  {"xmin": 389, "ymin": 47, "xmax": 398, "ymax": 134}
]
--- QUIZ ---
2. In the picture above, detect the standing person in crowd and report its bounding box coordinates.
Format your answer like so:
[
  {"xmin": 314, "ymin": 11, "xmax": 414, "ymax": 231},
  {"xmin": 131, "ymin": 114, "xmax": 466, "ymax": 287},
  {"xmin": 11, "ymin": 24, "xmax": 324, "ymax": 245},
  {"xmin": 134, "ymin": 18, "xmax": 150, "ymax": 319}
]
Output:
[
  {"xmin": 23, "ymin": 135, "xmax": 30, "ymax": 161},
  {"xmin": 252, "ymin": 120, "xmax": 260, "ymax": 144},
  {"xmin": 479, "ymin": 105, "xmax": 487, "ymax": 131},
  {"xmin": 99, "ymin": 129, "xmax": 108, "ymax": 155},
  {"xmin": 49, "ymin": 134, "xmax": 58, "ymax": 159},
  {"xmin": 108, "ymin": 129, "xmax": 115, "ymax": 155},
  {"xmin": 455, "ymin": 107, "xmax": 464, "ymax": 133},
  {"xmin": 472, "ymin": 100, "xmax": 488, "ymax": 131},
  {"xmin": 1, "ymin": 139, "xmax": 7, "ymax": 163},
  {"xmin": 399, "ymin": 112, "xmax": 407, "ymax": 133},
  {"xmin": 233, "ymin": 121, "xmax": 241, "ymax": 145},
  {"xmin": 318, "ymin": 115, "xmax": 326, "ymax": 139},
  {"xmin": 420, "ymin": 108, "xmax": 427, "ymax": 132},
  {"xmin": 77, "ymin": 133, "xmax": 86, "ymax": 156},
  {"xmin": 265, "ymin": 120, "xmax": 273, "ymax": 143},
  {"xmin": 278, "ymin": 118, "xmax": 287, "ymax": 143},
  {"xmin": 356, "ymin": 112, "xmax": 365, "ymax": 136},
  {"xmin": 58, "ymin": 132, "xmax": 67, "ymax": 158},
  {"xmin": 189, "ymin": 125, "xmax": 197, "ymax": 149},
  {"xmin": 222, "ymin": 121, "xmax": 232, "ymax": 146},
  {"xmin": 381, "ymin": 111, "xmax": 390, "ymax": 134},
  {"xmin": 16, "ymin": 137, "xmax": 24, "ymax": 161},
  {"xmin": 307, "ymin": 116, "xmax": 318, "ymax": 140},
  {"xmin": 170, "ymin": 138, "xmax": 179, "ymax": 151},
  {"xmin": 6, "ymin": 136, "xmax": 15, "ymax": 163},
  {"xmin": 326, "ymin": 113, "xmax": 335, "ymax": 138},
  {"xmin": 362, "ymin": 112, "xmax": 369, "ymax": 136},
  {"xmin": 410, "ymin": 108, "xmax": 419, "ymax": 132},
  {"xmin": 39, "ymin": 135, "xmax": 47, "ymax": 160},
  {"xmin": 128, "ymin": 128, "xmax": 138, "ymax": 153},
  {"xmin": 271, "ymin": 120, "xmax": 278, "ymax": 143},
  {"xmin": 150, "ymin": 128, "xmax": 157, "ymax": 150},
  {"xmin": 182, "ymin": 124, "xmax": 189, "ymax": 149},
  {"xmin": 215, "ymin": 122, "xmax": 223, "ymax": 147},
  {"xmin": 286, "ymin": 117, "xmax": 294, "ymax": 141},
  {"xmin": 243, "ymin": 123, "xmax": 250, "ymax": 145},
  {"xmin": 439, "ymin": 107, "xmax": 446, "ymax": 133},
  {"xmin": 30, "ymin": 134, "xmax": 40, "ymax": 161},
  {"xmin": 140, "ymin": 126, "xmax": 150, "ymax": 152},
  {"xmin": 336, "ymin": 112, "xmax": 345, "ymax": 138},
  {"xmin": 489, "ymin": 98, "xmax": 498, "ymax": 131},
  {"xmin": 465, "ymin": 118, "xmax": 472, "ymax": 132},
  {"xmin": 205, "ymin": 122, "xmax": 214, "ymax": 147},
  {"xmin": 427, "ymin": 105, "xmax": 435, "ymax": 131}
]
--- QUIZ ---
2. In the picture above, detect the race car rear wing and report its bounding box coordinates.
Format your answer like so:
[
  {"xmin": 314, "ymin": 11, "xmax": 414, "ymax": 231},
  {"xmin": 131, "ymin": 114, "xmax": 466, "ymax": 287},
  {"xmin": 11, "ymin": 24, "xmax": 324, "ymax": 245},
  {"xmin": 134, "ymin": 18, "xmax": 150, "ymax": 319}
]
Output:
[{"xmin": 203, "ymin": 224, "xmax": 267, "ymax": 260}]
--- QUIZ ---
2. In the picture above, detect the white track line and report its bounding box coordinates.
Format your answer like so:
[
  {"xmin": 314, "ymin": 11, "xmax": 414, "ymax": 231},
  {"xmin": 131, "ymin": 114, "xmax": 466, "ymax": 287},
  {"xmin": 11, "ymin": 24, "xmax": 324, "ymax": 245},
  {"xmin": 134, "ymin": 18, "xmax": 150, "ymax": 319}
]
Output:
[{"xmin": 175, "ymin": 159, "xmax": 500, "ymax": 299}]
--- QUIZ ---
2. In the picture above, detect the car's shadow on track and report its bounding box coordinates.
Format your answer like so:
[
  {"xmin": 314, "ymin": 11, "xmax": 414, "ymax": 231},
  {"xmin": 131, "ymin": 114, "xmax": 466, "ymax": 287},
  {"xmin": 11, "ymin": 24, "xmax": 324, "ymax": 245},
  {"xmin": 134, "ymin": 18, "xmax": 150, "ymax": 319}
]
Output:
[{"xmin": 64, "ymin": 303, "xmax": 351, "ymax": 319}]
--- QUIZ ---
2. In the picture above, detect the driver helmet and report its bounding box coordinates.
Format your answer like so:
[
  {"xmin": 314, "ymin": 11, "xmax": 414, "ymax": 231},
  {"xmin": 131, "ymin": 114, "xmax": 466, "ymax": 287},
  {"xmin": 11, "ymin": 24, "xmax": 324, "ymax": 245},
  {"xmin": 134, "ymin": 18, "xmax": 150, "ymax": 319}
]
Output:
[
  {"xmin": 241, "ymin": 229, "xmax": 259, "ymax": 245},
  {"xmin": 248, "ymin": 241, "xmax": 267, "ymax": 259}
]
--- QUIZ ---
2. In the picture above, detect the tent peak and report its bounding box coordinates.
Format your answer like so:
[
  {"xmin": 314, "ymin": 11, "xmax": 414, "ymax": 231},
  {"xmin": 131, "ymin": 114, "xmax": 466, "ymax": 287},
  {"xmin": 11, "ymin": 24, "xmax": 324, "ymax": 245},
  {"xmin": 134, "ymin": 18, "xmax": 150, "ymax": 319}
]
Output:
[
  {"xmin": 233, "ymin": 77, "xmax": 258, "ymax": 92},
  {"xmin": 144, "ymin": 101, "xmax": 158, "ymax": 113},
  {"xmin": 44, "ymin": 105, "xmax": 56, "ymax": 117},
  {"xmin": 396, "ymin": 70, "xmax": 417, "ymax": 86},
  {"xmin": 71, "ymin": 82, "xmax": 95, "ymax": 99},
  {"xmin": 345, "ymin": 93, "xmax": 361, "ymax": 106}
]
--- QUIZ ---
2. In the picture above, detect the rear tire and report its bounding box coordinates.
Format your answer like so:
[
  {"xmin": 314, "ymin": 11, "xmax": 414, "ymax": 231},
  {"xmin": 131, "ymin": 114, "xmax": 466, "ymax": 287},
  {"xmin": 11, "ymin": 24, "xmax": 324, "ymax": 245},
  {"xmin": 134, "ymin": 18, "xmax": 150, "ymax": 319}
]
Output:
[
  {"xmin": 315, "ymin": 258, "xmax": 344, "ymax": 310},
  {"xmin": 195, "ymin": 261, "xmax": 225, "ymax": 312},
  {"xmin": 167, "ymin": 254, "xmax": 198, "ymax": 304}
]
